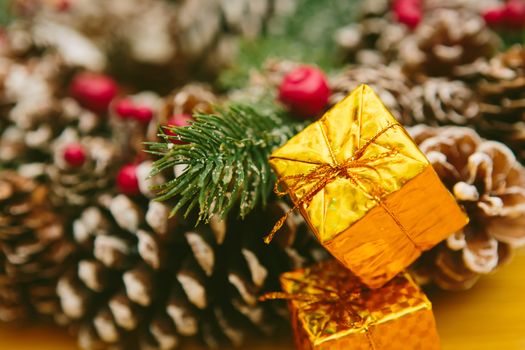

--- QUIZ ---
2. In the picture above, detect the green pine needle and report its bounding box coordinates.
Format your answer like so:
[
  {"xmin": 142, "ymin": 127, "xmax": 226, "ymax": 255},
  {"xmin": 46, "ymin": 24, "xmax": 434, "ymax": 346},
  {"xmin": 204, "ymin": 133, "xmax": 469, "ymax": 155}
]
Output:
[{"xmin": 148, "ymin": 101, "xmax": 305, "ymax": 223}]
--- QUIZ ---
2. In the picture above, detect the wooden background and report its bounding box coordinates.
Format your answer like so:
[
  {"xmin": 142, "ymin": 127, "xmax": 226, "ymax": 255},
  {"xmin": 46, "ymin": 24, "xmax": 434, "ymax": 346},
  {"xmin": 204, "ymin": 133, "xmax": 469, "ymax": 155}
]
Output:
[{"xmin": 1, "ymin": 250, "xmax": 524, "ymax": 350}]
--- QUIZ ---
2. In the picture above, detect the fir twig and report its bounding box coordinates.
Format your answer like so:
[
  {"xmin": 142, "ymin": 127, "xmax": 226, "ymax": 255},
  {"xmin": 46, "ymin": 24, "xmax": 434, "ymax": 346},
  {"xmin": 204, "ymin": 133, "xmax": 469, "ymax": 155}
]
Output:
[{"xmin": 148, "ymin": 101, "xmax": 305, "ymax": 223}]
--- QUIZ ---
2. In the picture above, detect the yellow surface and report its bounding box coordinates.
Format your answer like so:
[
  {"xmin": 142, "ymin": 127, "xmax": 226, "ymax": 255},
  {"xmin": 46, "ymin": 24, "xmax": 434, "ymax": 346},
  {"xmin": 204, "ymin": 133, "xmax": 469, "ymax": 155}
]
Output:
[{"xmin": 1, "ymin": 250, "xmax": 524, "ymax": 350}]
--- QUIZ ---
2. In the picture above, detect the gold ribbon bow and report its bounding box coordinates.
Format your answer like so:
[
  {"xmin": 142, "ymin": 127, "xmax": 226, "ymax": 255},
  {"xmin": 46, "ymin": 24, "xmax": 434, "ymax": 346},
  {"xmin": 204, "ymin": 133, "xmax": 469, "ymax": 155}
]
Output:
[
  {"xmin": 259, "ymin": 264, "xmax": 394, "ymax": 349},
  {"xmin": 265, "ymin": 123, "xmax": 402, "ymax": 244},
  {"xmin": 259, "ymin": 280, "xmax": 369, "ymax": 330}
]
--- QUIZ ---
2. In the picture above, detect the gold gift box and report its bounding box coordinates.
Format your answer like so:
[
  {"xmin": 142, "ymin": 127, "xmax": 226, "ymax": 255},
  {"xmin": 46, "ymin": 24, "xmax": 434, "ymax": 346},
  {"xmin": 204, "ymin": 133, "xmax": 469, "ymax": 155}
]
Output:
[
  {"xmin": 269, "ymin": 84, "xmax": 468, "ymax": 288},
  {"xmin": 280, "ymin": 260, "xmax": 441, "ymax": 350}
]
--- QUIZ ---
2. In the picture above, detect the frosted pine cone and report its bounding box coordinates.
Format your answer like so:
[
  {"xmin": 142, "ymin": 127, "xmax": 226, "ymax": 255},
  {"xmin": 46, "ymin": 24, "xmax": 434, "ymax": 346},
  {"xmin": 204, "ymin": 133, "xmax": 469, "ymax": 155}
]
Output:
[
  {"xmin": 46, "ymin": 129, "xmax": 122, "ymax": 209},
  {"xmin": 14, "ymin": 0, "xmax": 297, "ymax": 90},
  {"xmin": 456, "ymin": 45, "xmax": 525, "ymax": 161},
  {"xmin": 329, "ymin": 64, "xmax": 413, "ymax": 125},
  {"xmin": 0, "ymin": 171, "xmax": 75, "ymax": 321},
  {"xmin": 57, "ymin": 194, "xmax": 325, "ymax": 349},
  {"xmin": 0, "ymin": 54, "xmax": 102, "ymax": 166},
  {"xmin": 160, "ymin": 84, "xmax": 217, "ymax": 123},
  {"xmin": 334, "ymin": 0, "xmax": 407, "ymax": 65},
  {"xmin": 400, "ymin": 9, "xmax": 499, "ymax": 79},
  {"xmin": 409, "ymin": 126, "xmax": 525, "ymax": 290},
  {"xmin": 406, "ymin": 78, "xmax": 479, "ymax": 126}
]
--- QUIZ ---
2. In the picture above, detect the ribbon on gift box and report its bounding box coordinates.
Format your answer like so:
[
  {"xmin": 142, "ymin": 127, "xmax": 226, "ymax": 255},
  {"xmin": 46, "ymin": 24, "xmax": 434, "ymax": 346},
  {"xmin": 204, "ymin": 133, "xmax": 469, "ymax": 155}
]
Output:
[
  {"xmin": 264, "ymin": 123, "xmax": 418, "ymax": 251},
  {"xmin": 259, "ymin": 264, "xmax": 417, "ymax": 349}
]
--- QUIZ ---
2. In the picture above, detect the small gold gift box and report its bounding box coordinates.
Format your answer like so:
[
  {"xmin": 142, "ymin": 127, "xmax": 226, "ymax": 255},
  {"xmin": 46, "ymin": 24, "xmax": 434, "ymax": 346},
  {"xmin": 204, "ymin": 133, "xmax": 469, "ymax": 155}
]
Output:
[
  {"xmin": 273, "ymin": 260, "xmax": 441, "ymax": 350},
  {"xmin": 268, "ymin": 84, "xmax": 467, "ymax": 288}
]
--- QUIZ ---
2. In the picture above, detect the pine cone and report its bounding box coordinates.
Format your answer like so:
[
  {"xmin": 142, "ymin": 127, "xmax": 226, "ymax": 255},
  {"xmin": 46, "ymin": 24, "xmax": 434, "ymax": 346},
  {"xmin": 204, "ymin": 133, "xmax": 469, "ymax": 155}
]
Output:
[
  {"xmin": 406, "ymin": 78, "xmax": 480, "ymax": 126},
  {"xmin": 14, "ymin": 0, "xmax": 297, "ymax": 91},
  {"xmin": 46, "ymin": 129, "xmax": 122, "ymax": 209},
  {"xmin": 0, "ymin": 53, "xmax": 103, "ymax": 167},
  {"xmin": 334, "ymin": 0, "xmax": 407, "ymax": 65},
  {"xmin": 160, "ymin": 84, "xmax": 217, "ymax": 123},
  {"xmin": 57, "ymin": 194, "xmax": 325, "ymax": 349},
  {"xmin": 456, "ymin": 45, "xmax": 525, "ymax": 161},
  {"xmin": 329, "ymin": 64, "xmax": 413, "ymax": 125},
  {"xmin": 409, "ymin": 126, "xmax": 525, "ymax": 290},
  {"xmin": 109, "ymin": 91, "xmax": 164, "ymax": 156},
  {"xmin": 400, "ymin": 9, "xmax": 499, "ymax": 79},
  {"xmin": 229, "ymin": 59, "xmax": 300, "ymax": 103},
  {"xmin": 0, "ymin": 171, "xmax": 75, "ymax": 321}
]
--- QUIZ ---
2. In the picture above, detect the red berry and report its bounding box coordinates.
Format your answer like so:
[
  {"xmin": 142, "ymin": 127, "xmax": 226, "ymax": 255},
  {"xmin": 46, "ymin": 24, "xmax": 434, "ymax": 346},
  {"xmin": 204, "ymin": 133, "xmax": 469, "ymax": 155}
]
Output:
[
  {"xmin": 165, "ymin": 114, "xmax": 193, "ymax": 144},
  {"xmin": 133, "ymin": 106, "xmax": 154, "ymax": 124},
  {"xmin": 70, "ymin": 72, "xmax": 118, "ymax": 114},
  {"xmin": 55, "ymin": 0, "xmax": 70, "ymax": 11},
  {"xmin": 63, "ymin": 144, "xmax": 86, "ymax": 167},
  {"xmin": 503, "ymin": 0, "xmax": 525, "ymax": 30},
  {"xmin": 116, "ymin": 164, "xmax": 140, "ymax": 195},
  {"xmin": 114, "ymin": 98, "xmax": 136, "ymax": 119},
  {"xmin": 483, "ymin": 7, "xmax": 506, "ymax": 27},
  {"xmin": 278, "ymin": 66, "xmax": 330, "ymax": 119},
  {"xmin": 393, "ymin": 0, "xmax": 422, "ymax": 29}
]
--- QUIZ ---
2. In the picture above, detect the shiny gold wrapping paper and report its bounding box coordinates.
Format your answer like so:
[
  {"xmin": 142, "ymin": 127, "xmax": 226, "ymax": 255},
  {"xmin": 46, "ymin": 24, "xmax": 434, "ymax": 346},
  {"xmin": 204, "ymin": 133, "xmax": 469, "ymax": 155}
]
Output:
[
  {"xmin": 269, "ymin": 84, "xmax": 468, "ymax": 288},
  {"xmin": 279, "ymin": 260, "xmax": 441, "ymax": 350}
]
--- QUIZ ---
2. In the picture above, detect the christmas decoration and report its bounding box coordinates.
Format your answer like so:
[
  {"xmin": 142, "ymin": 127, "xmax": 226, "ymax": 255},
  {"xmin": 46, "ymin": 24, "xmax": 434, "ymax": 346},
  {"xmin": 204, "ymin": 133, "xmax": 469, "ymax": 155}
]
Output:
[
  {"xmin": 116, "ymin": 164, "xmax": 140, "ymax": 196},
  {"xmin": 392, "ymin": 0, "xmax": 423, "ymax": 29},
  {"xmin": 456, "ymin": 45, "xmax": 525, "ymax": 161},
  {"xmin": 262, "ymin": 260, "xmax": 440, "ymax": 350},
  {"xmin": 278, "ymin": 66, "xmax": 331, "ymax": 119},
  {"xmin": 62, "ymin": 143, "xmax": 87, "ymax": 167},
  {"xmin": 2, "ymin": 0, "xmax": 525, "ymax": 348},
  {"xmin": 160, "ymin": 83, "xmax": 217, "ymax": 121},
  {"xmin": 164, "ymin": 114, "xmax": 193, "ymax": 145},
  {"xmin": 0, "ymin": 171, "xmax": 74, "ymax": 322},
  {"xmin": 409, "ymin": 126, "xmax": 525, "ymax": 290},
  {"xmin": 334, "ymin": 0, "xmax": 407, "ymax": 65},
  {"xmin": 267, "ymin": 85, "xmax": 468, "ymax": 288},
  {"xmin": 504, "ymin": 0, "xmax": 525, "ymax": 30},
  {"xmin": 328, "ymin": 64, "xmax": 413, "ymax": 124},
  {"xmin": 406, "ymin": 78, "xmax": 480, "ymax": 126},
  {"xmin": 57, "ymin": 191, "xmax": 324, "ymax": 349},
  {"xmin": 70, "ymin": 72, "xmax": 118, "ymax": 113},
  {"xmin": 13, "ymin": 0, "xmax": 299, "ymax": 90},
  {"xmin": 47, "ymin": 131, "xmax": 121, "ymax": 208},
  {"xmin": 150, "ymin": 102, "xmax": 305, "ymax": 222},
  {"xmin": 400, "ymin": 8, "xmax": 499, "ymax": 79}
]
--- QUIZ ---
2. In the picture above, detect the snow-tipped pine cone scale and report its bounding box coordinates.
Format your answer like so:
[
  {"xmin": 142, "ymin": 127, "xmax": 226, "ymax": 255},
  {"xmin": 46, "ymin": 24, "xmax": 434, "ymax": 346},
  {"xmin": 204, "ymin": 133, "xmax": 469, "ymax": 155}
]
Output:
[
  {"xmin": 57, "ymin": 193, "xmax": 325, "ymax": 349},
  {"xmin": 409, "ymin": 126, "xmax": 525, "ymax": 291}
]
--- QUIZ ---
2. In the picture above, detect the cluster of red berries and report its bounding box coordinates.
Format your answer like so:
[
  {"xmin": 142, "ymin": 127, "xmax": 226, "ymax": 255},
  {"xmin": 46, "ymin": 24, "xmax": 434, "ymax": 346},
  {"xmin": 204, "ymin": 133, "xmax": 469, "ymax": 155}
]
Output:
[
  {"xmin": 67, "ymin": 72, "xmax": 158, "ymax": 195},
  {"xmin": 66, "ymin": 65, "xmax": 332, "ymax": 194}
]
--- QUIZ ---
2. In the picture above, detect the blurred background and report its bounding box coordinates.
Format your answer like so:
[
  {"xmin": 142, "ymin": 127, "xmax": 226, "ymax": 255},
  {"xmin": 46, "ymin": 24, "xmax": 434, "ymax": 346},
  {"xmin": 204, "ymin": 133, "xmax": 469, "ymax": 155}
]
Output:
[{"xmin": 1, "ymin": 0, "xmax": 525, "ymax": 349}]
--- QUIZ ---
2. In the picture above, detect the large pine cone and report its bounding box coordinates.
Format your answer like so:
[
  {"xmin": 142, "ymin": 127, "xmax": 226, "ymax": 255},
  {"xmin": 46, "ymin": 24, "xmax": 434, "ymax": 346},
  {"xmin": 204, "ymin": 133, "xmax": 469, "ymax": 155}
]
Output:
[
  {"xmin": 13, "ymin": 0, "xmax": 297, "ymax": 91},
  {"xmin": 0, "ymin": 53, "xmax": 103, "ymax": 167},
  {"xmin": 456, "ymin": 45, "xmax": 525, "ymax": 161},
  {"xmin": 57, "ymin": 193, "xmax": 325, "ymax": 349},
  {"xmin": 329, "ymin": 64, "xmax": 413, "ymax": 125},
  {"xmin": 406, "ymin": 78, "xmax": 479, "ymax": 126},
  {"xmin": 0, "ymin": 171, "xmax": 75, "ymax": 321},
  {"xmin": 400, "ymin": 9, "xmax": 499, "ymax": 79},
  {"xmin": 334, "ymin": 0, "xmax": 407, "ymax": 65},
  {"xmin": 409, "ymin": 126, "xmax": 525, "ymax": 290}
]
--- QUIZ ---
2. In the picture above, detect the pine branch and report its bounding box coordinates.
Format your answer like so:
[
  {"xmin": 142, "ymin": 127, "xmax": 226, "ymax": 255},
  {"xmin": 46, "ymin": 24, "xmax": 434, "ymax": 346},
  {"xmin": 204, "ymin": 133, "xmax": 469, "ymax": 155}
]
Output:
[{"xmin": 148, "ymin": 101, "xmax": 305, "ymax": 223}]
